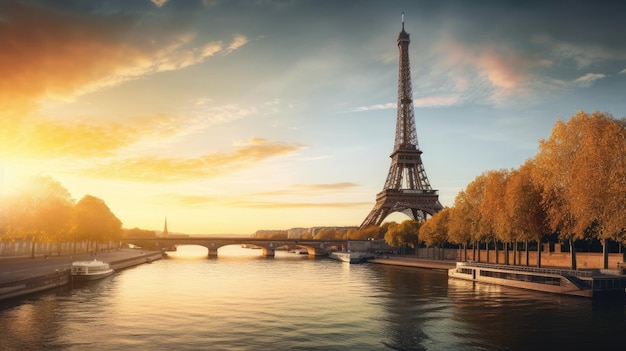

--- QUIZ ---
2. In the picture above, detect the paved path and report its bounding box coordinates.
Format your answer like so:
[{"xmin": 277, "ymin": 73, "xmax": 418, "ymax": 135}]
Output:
[{"xmin": 0, "ymin": 249, "xmax": 157, "ymax": 284}]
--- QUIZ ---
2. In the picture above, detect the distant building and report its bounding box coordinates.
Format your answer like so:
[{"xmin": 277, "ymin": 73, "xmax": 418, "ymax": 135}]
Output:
[
  {"xmin": 310, "ymin": 226, "xmax": 358, "ymax": 239},
  {"xmin": 287, "ymin": 227, "xmax": 310, "ymax": 239},
  {"xmin": 254, "ymin": 229, "xmax": 288, "ymax": 238}
]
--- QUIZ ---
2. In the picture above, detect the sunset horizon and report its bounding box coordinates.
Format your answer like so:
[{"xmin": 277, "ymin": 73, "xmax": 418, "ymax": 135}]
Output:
[{"xmin": 2, "ymin": 0, "xmax": 625, "ymax": 235}]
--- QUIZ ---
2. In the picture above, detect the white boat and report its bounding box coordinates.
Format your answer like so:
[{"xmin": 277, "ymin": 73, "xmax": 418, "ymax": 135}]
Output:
[
  {"xmin": 71, "ymin": 259, "xmax": 114, "ymax": 281},
  {"xmin": 449, "ymin": 261, "xmax": 626, "ymax": 298},
  {"xmin": 329, "ymin": 252, "xmax": 374, "ymax": 264}
]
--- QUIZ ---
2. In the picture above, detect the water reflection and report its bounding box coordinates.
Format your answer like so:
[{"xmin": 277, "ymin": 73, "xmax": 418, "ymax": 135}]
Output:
[{"xmin": 1, "ymin": 250, "xmax": 626, "ymax": 350}]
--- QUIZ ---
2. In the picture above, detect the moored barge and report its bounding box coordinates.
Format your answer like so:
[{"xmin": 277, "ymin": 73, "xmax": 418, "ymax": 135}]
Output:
[
  {"xmin": 449, "ymin": 261, "xmax": 626, "ymax": 298},
  {"xmin": 71, "ymin": 259, "xmax": 114, "ymax": 281}
]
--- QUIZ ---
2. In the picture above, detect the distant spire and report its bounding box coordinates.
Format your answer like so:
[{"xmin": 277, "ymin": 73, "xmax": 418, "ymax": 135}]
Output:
[
  {"xmin": 163, "ymin": 216, "xmax": 168, "ymax": 235},
  {"xmin": 401, "ymin": 12, "xmax": 404, "ymax": 31}
]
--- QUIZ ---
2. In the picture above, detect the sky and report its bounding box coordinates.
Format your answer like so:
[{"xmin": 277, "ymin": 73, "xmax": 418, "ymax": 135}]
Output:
[{"xmin": 1, "ymin": 0, "xmax": 625, "ymax": 235}]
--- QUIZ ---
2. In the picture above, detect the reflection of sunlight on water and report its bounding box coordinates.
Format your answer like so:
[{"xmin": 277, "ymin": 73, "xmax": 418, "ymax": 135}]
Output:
[{"xmin": 166, "ymin": 244, "xmax": 264, "ymax": 259}]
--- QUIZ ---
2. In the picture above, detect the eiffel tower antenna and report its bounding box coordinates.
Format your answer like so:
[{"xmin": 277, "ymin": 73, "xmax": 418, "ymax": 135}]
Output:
[{"xmin": 360, "ymin": 15, "xmax": 443, "ymax": 228}]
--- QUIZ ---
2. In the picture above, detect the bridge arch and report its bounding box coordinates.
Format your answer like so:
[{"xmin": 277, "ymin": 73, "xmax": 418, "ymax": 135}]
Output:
[{"xmin": 121, "ymin": 237, "xmax": 346, "ymax": 258}]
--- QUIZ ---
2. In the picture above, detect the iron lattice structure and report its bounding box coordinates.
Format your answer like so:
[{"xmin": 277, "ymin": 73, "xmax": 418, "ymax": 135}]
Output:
[{"xmin": 360, "ymin": 17, "xmax": 443, "ymax": 228}]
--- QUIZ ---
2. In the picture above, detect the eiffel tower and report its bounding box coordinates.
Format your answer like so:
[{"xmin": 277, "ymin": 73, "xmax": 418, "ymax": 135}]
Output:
[{"xmin": 360, "ymin": 15, "xmax": 443, "ymax": 228}]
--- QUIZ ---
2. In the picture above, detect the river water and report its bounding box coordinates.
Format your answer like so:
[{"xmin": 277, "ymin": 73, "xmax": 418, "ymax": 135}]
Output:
[{"xmin": 1, "ymin": 245, "xmax": 625, "ymax": 351}]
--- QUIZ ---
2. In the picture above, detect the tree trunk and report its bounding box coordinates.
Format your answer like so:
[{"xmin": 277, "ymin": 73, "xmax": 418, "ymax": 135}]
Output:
[
  {"xmin": 505, "ymin": 241, "xmax": 510, "ymax": 265},
  {"xmin": 471, "ymin": 243, "xmax": 475, "ymax": 261},
  {"xmin": 486, "ymin": 241, "xmax": 490, "ymax": 263},
  {"xmin": 570, "ymin": 240, "xmax": 577, "ymax": 270},
  {"xmin": 494, "ymin": 240, "xmax": 499, "ymax": 264},
  {"xmin": 525, "ymin": 240, "xmax": 529, "ymax": 266},
  {"xmin": 463, "ymin": 243, "xmax": 467, "ymax": 261},
  {"xmin": 602, "ymin": 238, "xmax": 609, "ymax": 269},
  {"xmin": 537, "ymin": 239, "xmax": 542, "ymax": 268}
]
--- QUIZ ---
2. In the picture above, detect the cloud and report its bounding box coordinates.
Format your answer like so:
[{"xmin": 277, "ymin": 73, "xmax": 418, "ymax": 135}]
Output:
[
  {"xmin": 293, "ymin": 183, "xmax": 358, "ymax": 190},
  {"xmin": 0, "ymin": 2, "xmax": 247, "ymax": 115},
  {"xmin": 157, "ymin": 194, "xmax": 370, "ymax": 210},
  {"xmin": 349, "ymin": 103, "xmax": 395, "ymax": 112},
  {"xmin": 620, "ymin": 68, "xmax": 626, "ymax": 75},
  {"xmin": 151, "ymin": 0, "xmax": 168, "ymax": 7},
  {"xmin": 414, "ymin": 96, "xmax": 461, "ymax": 107},
  {"xmin": 574, "ymin": 73, "xmax": 606, "ymax": 86},
  {"xmin": 160, "ymin": 194, "xmax": 215, "ymax": 206},
  {"xmin": 224, "ymin": 34, "xmax": 248, "ymax": 54},
  {"xmin": 0, "ymin": 114, "xmax": 182, "ymax": 160},
  {"xmin": 159, "ymin": 183, "xmax": 360, "ymax": 207},
  {"xmin": 348, "ymin": 94, "xmax": 460, "ymax": 112},
  {"xmin": 437, "ymin": 39, "xmax": 542, "ymax": 103},
  {"xmin": 254, "ymin": 182, "xmax": 359, "ymax": 196},
  {"xmin": 549, "ymin": 41, "xmax": 626, "ymax": 69},
  {"xmin": 228, "ymin": 201, "xmax": 372, "ymax": 209},
  {"xmin": 79, "ymin": 138, "xmax": 304, "ymax": 182}
]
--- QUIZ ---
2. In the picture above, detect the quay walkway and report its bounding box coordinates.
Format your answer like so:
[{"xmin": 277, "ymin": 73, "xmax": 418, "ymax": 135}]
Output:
[{"xmin": 0, "ymin": 249, "xmax": 162, "ymax": 302}]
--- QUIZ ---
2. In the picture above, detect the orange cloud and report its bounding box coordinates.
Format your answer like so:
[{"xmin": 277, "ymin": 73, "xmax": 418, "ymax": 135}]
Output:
[
  {"xmin": 79, "ymin": 138, "xmax": 303, "ymax": 182},
  {"xmin": 159, "ymin": 194, "xmax": 216, "ymax": 207},
  {"xmin": 293, "ymin": 182, "xmax": 358, "ymax": 190},
  {"xmin": 253, "ymin": 182, "xmax": 359, "ymax": 196},
  {"xmin": 154, "ymin": 193, "xmax": 371, "ymax": 210},
  {"xmin": 0, "ymin": 114, "xmax": 182, "ymax": 160},
  {"xmin": 228, "ymin": 201, "xmax": 372, "ymax": 209},
  {"xmin": 0, "ymin": 2, "xmax": 246, "ymax": 117},
  {"xmin": 436, "ymin": 39, "xmax": 545, "ymax": 102}
]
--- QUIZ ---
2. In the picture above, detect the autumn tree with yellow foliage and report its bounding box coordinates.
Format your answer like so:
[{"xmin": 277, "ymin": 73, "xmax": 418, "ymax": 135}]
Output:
[
  {"xmin": 534, "ymin": 111, "xmax": 626, "ymax": 269},
  {"xmin": 442, "ymin": 110, "xmax": 623, "ymax": 269},
  {"xmin": 0, "ymin": 175, "xmax": 123, "ymax": 255}
]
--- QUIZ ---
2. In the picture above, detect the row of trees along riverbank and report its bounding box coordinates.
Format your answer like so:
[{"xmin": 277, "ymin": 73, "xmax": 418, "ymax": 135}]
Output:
[
  {"xmin": 349, "ymin": 110, "xmax": 624, "ymax": 270},
  {"xmin": 0, "ymin": 175, "xmax": 123, "ymax": 257}
]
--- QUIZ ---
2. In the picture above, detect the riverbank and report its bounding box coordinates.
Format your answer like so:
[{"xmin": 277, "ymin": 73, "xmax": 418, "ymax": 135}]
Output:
[
  {"xmin": 367, "ymin": 256, "xmax": 456, "ymax": 271},
  {"xmin": 0, "ymin": 248, "xmax": 163, "ymax": 302}
]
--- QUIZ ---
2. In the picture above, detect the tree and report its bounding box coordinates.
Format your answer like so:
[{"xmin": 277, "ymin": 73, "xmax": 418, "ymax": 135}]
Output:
[
  {"xmin": 447, "ymin": 193, "xmax": 472, "ymax": 260},
  {"xmin": 504, "ymin": 160, "xmax": 549, "ymax": 267},
  {"xmin": 384, "ymin": 222, "xmax": 401, "ymax": 248},
  {"xmin": 400, "ymin": 220, "xmax": 423, "ymax": 255},
  {"xmin": 316, "ymin": 228, "xmax": 340, "ymax": 240},
  {"xmin": 347, "ymin": 225, "xmax": 384, "ymax": 240},
  {"xmin": 535, "ymin": 110, "xmax": 626, "ymax": 269},
  {"xmin": 567, "ymin": 112, "xmax": 626, "ymax": 268},
  {"xmin": 420, "ymin": 208, "xmax": 450, "ymax": 259},
  {"xmin": 383, "ymin": 220, "xmax": 422, "ymax": 255},
  {"xmin": 447, "ymin": 174, "xmax": 487, "ymax": 261},
  {"xmin": 124, "ymin": 228, "xmax": 157, "ymax": 238},
  {"xmin": 480, "ymin": 169, "xmax": 511, "ymax": 264},
  {"xmin": 534, "ymin": 117, "xmax": 582, "ymax": 269},
  {"xmin": 73, "ymin": 195, "xmax": 122, "ymax": 252},
  {"xmin": 2, "ymin": 175, "xmax": 74, "ymax": 256}
]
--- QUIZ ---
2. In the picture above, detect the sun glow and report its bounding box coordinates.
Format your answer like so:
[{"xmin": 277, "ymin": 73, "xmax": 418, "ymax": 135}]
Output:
[{"xmin": 0, "ymin": 165, "xmax": 31, "ymax": 197}]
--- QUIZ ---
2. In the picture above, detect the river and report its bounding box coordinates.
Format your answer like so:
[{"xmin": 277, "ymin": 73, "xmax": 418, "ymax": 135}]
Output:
[{"xmin": 1, "ymin": 245, "xmax": 625, "ymax": 351}]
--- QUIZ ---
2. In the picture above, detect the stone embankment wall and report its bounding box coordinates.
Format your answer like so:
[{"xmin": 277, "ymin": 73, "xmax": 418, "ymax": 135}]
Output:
[
  {"xmin": 427, "ymin": 245, "xmax": 624, "ymax": 269},
  {"xmin": 0, "ymin": 250, "xmax": 163, "ymax": 302},
  {"xmin": 0, "ymin": 240, "xmax": 119, "ymax": 258},
  {"xmin": 0, "ymin": 269, "xmax": 70, "ymax": 301}
]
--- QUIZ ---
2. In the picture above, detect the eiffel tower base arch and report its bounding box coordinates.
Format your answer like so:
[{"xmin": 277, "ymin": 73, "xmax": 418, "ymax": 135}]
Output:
[{"xmin": 360, "ymin": 189, "xmax": 443, "ymax": 229}]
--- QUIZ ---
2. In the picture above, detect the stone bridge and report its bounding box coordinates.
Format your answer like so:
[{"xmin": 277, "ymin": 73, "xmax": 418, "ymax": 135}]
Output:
[{"xmin": 121, "ymin": 237, "xmax": 347, "ymax": 258}]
